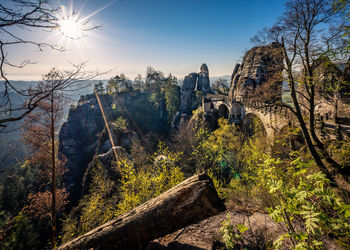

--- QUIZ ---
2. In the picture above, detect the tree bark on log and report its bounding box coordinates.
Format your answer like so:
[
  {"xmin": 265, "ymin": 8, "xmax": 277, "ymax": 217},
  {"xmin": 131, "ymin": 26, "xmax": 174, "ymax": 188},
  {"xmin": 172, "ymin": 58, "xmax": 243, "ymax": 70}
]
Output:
[{"xmin": 58, "ymin": 173, "xmax": 225, "ymax": 250}]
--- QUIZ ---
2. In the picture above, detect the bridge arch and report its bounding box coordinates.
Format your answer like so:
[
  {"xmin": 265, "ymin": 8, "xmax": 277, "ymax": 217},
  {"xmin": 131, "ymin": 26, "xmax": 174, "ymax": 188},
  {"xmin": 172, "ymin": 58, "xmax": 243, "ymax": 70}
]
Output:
[
  {"xmin": 218, "ymin": 104, "xmax": 229, "ymax": 119},
  {"xmin": 241, "ymin": 113, "xmax": 267, "ymax": 138},
  {"xmin": 242, "ymin": 104, "xmax": 291, "ymax": 140},
  {"xmin": 202, "ymin": 95, "xmax": 293, "ymax": 140}
]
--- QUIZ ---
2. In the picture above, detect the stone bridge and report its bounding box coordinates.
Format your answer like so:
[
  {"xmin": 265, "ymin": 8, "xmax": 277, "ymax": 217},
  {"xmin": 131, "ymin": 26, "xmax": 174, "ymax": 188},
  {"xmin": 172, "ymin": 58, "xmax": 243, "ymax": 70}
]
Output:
[{"xmin": 202, "ymin": 94, "xmax": 349, "ymax": 140}]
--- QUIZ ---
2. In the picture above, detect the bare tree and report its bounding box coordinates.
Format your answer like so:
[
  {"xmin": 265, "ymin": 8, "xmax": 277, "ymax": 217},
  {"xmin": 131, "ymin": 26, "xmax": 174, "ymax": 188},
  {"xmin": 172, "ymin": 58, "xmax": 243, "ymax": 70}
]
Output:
[
  {"xmin": 252, "ymin": 0, "xmax": 349, "ymax": 187},
  {"xmin": 21, "ymin": 65, "xmax": 101, "ymax": 247},
  {"xmin": 0, "ymin": 0, "xmax": 99, "ymax": 131},
  {"xmin": 250, "ymin": 25, "xmax": 284, "ymax": 46}
]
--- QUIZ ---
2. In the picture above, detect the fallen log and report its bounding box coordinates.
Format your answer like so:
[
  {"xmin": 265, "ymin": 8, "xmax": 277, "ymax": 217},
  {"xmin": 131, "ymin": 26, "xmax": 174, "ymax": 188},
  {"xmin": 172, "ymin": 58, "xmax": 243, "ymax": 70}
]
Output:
[{"xmin": 58, "ymin": 173, "xmax": 225, "ymax": 250}]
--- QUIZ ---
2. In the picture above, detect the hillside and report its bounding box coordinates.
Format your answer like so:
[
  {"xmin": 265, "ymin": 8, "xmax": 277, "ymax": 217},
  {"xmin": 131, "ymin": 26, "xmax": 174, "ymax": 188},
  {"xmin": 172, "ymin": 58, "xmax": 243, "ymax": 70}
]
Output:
[{"xmin": 1, "ymin": 0, "xmax": 350, "ymax": 247}]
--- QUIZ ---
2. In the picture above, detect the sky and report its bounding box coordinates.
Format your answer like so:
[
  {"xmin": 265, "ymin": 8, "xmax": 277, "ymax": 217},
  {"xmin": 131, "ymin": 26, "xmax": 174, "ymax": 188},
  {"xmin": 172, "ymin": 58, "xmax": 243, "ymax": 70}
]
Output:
[{"xmin": 5, "ymin": 0, "xmax": 288, "ymax": 80}]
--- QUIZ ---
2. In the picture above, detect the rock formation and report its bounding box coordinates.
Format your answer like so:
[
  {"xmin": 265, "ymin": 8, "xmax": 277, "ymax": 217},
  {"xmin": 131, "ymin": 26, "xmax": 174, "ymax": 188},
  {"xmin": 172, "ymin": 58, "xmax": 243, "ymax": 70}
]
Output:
[
  {"xmin": 197, "ymin": 63, "xmax": 211, "ymax": 93},
  {"xmin": 179, "ymin": 73, "xmax": 198, "ymax": 115},
  {"xmin": 172, "ymin": 64, "xmax": 212, "ymax": 129},
  {"xmin": 180, "ymin": 64, "xmax": 212, "ymax": 115},
  {"xmin": 229, "ymin": 42, "xmax": 284, "ymax": 103},
  {"xmin": 59, "ymin": 95, "xmax": 105, "ymax": 201},
  {"xmin": 59, "ymin": 91, "xmax": 169, "ymax": 202},
  {"xmin": 97, "ymin": 126, "xmax": 138, "ymax": 154},
  {"xmin": 229, "ymin": 63, "xmax": 241, "ymax": 90}
]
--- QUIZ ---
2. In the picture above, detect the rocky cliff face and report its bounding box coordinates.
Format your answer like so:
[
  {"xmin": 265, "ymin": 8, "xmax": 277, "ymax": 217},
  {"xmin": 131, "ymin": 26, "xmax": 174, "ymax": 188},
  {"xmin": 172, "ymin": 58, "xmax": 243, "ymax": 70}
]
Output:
[
  {"xmin": 59, "ymin": 95, "xmax": 104, "ymax": 201},
  {"xmin": 180, "ymin": 63, "xmax": 212, "ymax": 115},
  {"xmin": 172, "ymin": 64, "xmax": 212, "ymax": 129},
  {"xmin": 59, "ymin": 91, "xmax": 168, "ymax": 202},
  {"xmin": 197, "ymin": 63, "xmax": 211, "ymax": 93},
  {"xmin": 180, "ymin": 73, "xmax": 198, "ymax": 115},
  {"xmin": 229, "ymin": 42, "xmax": 284, "ymax": 103}
]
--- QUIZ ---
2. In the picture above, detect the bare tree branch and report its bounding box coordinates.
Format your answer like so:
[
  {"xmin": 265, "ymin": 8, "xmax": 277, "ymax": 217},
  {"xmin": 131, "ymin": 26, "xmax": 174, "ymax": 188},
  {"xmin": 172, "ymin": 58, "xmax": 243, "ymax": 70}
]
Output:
[{"xmin": 0, "ymin": 0, "xmax": 100, "ymax": 131}]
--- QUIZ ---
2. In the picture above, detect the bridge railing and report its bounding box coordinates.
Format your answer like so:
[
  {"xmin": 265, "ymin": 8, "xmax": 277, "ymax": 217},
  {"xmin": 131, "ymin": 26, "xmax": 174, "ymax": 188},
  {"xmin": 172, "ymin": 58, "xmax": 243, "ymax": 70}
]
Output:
[
  {"xmin": 206, "ymin": 94, "xmax": 230, "ymax": 103},
  {"xmin": 205, "ymin": 95, "xmax": 348, "ymax": 137},
  {"xmin": 235, "ymin": 97, "xmax": 294, "ymax": 121},
  {"xmin": 235, "ymin": 97, "xmax": 348, "ymax": 137}
]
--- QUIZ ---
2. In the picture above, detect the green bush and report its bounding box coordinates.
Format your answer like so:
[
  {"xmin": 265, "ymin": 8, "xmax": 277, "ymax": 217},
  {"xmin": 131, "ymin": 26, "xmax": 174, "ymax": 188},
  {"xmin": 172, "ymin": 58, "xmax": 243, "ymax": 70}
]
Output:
[
  {"xmin": 260, "ymin": 158, "xmax": 350, "ymax": 249},
  {"xmin": 116, "ymin": 142, "xmax": 184, "ymax": 215},
  {"xmin": 0, "ymin": 212, "xmax": 40, "ymax": 250},
  {"xmin": 61, "ymin": 160, "xmax": 118, "ymax": 241},
  {"xmin": 196, "ymin": 118, "xmax": 350, "ymax": 248},
  {"xmin": 61, "ymin": 142, "xmax": 185, "ymax": 242},
  {"xmin": 220, "ymin": 214, "xmax": 248, "ymax": 249},
  {"xmin": 222, "ymin": 155, "xmax": 350, "ymax": 249}
]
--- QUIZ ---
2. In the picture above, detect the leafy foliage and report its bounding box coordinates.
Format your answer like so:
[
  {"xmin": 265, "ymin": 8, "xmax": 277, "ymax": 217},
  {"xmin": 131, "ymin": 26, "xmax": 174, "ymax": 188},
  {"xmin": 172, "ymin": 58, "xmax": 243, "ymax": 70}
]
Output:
[
  {"xmin": 94, "ymin": 81, "xmax": 105, "ymax": 95},
  {"xmin": 116, "ymin": 142, "xmax": 184, "ymax": 215},
  {"xmin": 61, "ymin": 142, "xmax": 184, "ymax": 242},
  {"xmin": 79, "ymin": 162, "xmax": 117, "ymax": 233},
  {"xmin": 164, "ymin": 75, "xmax": 180, "ymax": 124},
  {"xmin": 212, "ymin": 78, "xmax": 230, "ymax": 95},
  {"xmin": 220, "ymin": 214, "xmax": 248, "ymax": 249},
  {"xmin": 194, "ymin": 118, "xmax": 350, "ymax": 248},
  {"xmin": 221, "ymin": 150, "xmax": 350, "ymax": 248},
  {"xmin": 106, "ymin": 74, "xmax": 132, "ymax": 94},
  {"xmin": 192, "ymin": 118, "xmax": 266, "ymax": 181},
  {"xmin": 220, "ymin": 214, "xmax": 267, "ymax": 249},
  {"xmin": 0, "ymin": 212, "xmax": 40, "ymax": 250},
  {"xmin": 112, "ymin": 116, "xmax": 128, "ymax": 131},
  {"xmin": 260, "ymin": 158, "xmax": 350, "ymax": 249},
  {"xmin": 328, "ymin": 138, "xmax": 350, "ymax": 171},
  {"xmin": 22, "ymin": 188, "xmax": 69, "ymax": 220},
  {"xmin": 61, "ymin": 160, "xmax": 118, "ymax": 241}
]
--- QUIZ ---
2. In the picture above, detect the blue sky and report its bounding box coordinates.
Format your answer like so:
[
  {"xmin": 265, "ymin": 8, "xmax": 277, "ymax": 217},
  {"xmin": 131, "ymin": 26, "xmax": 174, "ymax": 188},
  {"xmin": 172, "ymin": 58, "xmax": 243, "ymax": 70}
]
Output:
[{"xmin": 6, "ymin": 0, "xmax": 288, "ymax": 80}]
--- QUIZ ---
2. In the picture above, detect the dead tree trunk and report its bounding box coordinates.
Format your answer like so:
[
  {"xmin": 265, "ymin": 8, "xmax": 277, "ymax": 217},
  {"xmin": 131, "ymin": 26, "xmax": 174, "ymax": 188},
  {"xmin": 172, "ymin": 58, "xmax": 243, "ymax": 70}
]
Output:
[{"xmin": 58, "ymin": 173, "xmax": 225, "ymax": 250}]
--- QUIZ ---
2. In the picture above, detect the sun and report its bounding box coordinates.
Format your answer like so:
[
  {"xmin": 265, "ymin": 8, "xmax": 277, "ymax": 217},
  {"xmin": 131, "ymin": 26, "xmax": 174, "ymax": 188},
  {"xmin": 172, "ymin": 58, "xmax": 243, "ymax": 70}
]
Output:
[
  {"xmin": 57, "ymin": 1, "xmax": 115, "ymax": 41},
  {"xmin": 53, "ymin": 0, "xmax": 115, "ymax": 51},
  {"xmin": 59, "ymin": 16, "xmax": 84, "ymax": 39}
]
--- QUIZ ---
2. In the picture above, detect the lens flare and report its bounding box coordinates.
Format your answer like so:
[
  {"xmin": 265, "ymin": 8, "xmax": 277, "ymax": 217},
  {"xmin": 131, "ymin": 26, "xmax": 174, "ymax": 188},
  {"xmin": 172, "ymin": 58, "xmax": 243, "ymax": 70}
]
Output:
[{"xmin": 59, "ymin": 16, "xmax": 84, "ymax": 39}]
